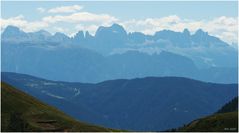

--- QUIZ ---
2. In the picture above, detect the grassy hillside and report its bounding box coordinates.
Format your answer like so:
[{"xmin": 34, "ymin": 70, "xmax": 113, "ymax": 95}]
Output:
[
  {"xmin": 217, "ymin": 97, "xmax": 238, "ymax": 114},
  {"xmin": 176, "ymin": 97, "xmax": 238, "ymax": 132},
  {"xmin": 178, "ymin": 111, "xmax": 238, "ymax": 132},
  {"xmin": 1, "ymin": 82, "xmax": 115, "ymax": 132}
]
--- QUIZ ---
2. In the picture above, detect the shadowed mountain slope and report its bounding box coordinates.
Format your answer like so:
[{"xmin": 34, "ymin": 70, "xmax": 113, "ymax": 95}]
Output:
[{"xmin": 2, "ymin": 72, "xmax": 237, "ymax": 131}]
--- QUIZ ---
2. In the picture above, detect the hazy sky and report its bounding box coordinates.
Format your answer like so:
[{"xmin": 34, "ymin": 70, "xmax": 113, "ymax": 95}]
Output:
[{"xmin": 1, "ymin": 1, "xmax": 238, "ymax": 43}]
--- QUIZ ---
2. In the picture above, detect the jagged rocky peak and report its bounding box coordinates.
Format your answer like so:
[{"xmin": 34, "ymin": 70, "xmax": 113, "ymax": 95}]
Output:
[
  {"xmin": 72, "ymin": 30, "xmax": 85, "ymax": 42},
  {"xmin": 183, "ymin": 28, "xmax": 190, "ymax": 36},
  {"xmin": 85, "ymin": 31, "xmax": 93, "ymax": 39},
  {"xmin": 2, "ymin": 25, "xmax": 26, "ymax": 36},
  {"xmin": 111, "ymin": 23, "xmax": 126, "ymax": 32},
  {"xmin": 194, "ymin": 29, "xmax": 208, "ymax": 36},
  {"xmin": 4, "ymin": 25, "xmax": 20, "ymax": 33},
  {"xmin": 95, "ymin": 23, "xmax": 127, "ymax": 37},
  {"xmin": 35, "ymin": 30, "xmax": 52, "ymax": 37},
  {"xmin": 75, "ymin": 31, "xmax": 84, "ymax": 38},
  {"xmin": 52, "ymin": 32, "xmax": 70, "ymax": 40},
  {"xmin": 54, "ymin": 32, "xmax": 67, "ymax": 37},
  {"xmin": 2, "ymin": 25, "xmax": 29, "ymax": 41}
]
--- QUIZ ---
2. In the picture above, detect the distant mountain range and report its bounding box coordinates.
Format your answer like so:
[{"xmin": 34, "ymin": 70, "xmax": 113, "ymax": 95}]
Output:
[
  {"xmin": 1, "ymin": 24, "xmax": 238, "ymax": 83},
  {"xmin": 2, "ymin": 72, "xmax": 237, "ymax": 131},
  {"xmin": 1, "ymin": 24, "xmax": 232, "ymax": 50}
]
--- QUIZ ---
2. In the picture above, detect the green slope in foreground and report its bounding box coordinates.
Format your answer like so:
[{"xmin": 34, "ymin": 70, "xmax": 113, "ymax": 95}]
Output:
[
  {"xmin": 1, "ymin": 82, "xmax": 116, "ymax": 132},
  {"xmin": 176, "ymin": 97, "xmax": 238, "ymax": 132},
  {"xmin": 178, "ymin": 111, "xmax": 238, "ymax": 132}
]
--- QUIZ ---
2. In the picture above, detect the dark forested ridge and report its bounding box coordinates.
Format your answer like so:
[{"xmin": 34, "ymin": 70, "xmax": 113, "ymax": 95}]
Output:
[{"xmin": 2, "ymin": 72, "xmax": 237, "ymax": 131}]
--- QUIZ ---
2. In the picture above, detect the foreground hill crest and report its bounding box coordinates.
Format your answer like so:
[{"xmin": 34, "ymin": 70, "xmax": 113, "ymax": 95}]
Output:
[{"xmin": 1, "ymin": 82, "xmax": 115, "ymax": 132}]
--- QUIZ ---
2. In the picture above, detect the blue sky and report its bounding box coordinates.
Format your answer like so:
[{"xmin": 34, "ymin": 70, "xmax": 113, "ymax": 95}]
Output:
[
  {"xmin": 2, "ymin": 1, "xmax": 237, "ymax": 20},
  {"xmin": 1, "ymin": 1, "xmax": 238, "ymax": 43}
]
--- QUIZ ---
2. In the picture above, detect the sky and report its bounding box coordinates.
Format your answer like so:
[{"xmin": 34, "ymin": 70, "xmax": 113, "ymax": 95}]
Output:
[{"xmin": 0, "ymin": 1, "xmax": 238, "ymax": 44}]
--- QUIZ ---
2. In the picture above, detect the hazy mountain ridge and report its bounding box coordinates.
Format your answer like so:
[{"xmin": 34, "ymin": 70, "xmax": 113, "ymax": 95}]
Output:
[
  {"xmin": 2, "ymin": 42, "xmax": 237, "ymax": 83},
  {"xmin": 2, "ymin": 24, "xmax": 231, "ymax": 49},
  {"xmin": 2, "ymin": 72, "xmax": 237, "ymax": 131},
  {"xmin": 1, "ymin": 24, "xmax": 237, "ymax": 83}
]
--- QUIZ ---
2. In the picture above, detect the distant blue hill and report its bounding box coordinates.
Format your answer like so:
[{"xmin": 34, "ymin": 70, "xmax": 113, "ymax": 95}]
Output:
[{"xmin": 2, "ymin": 72, "xmax": 237, "ymax": 131}]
